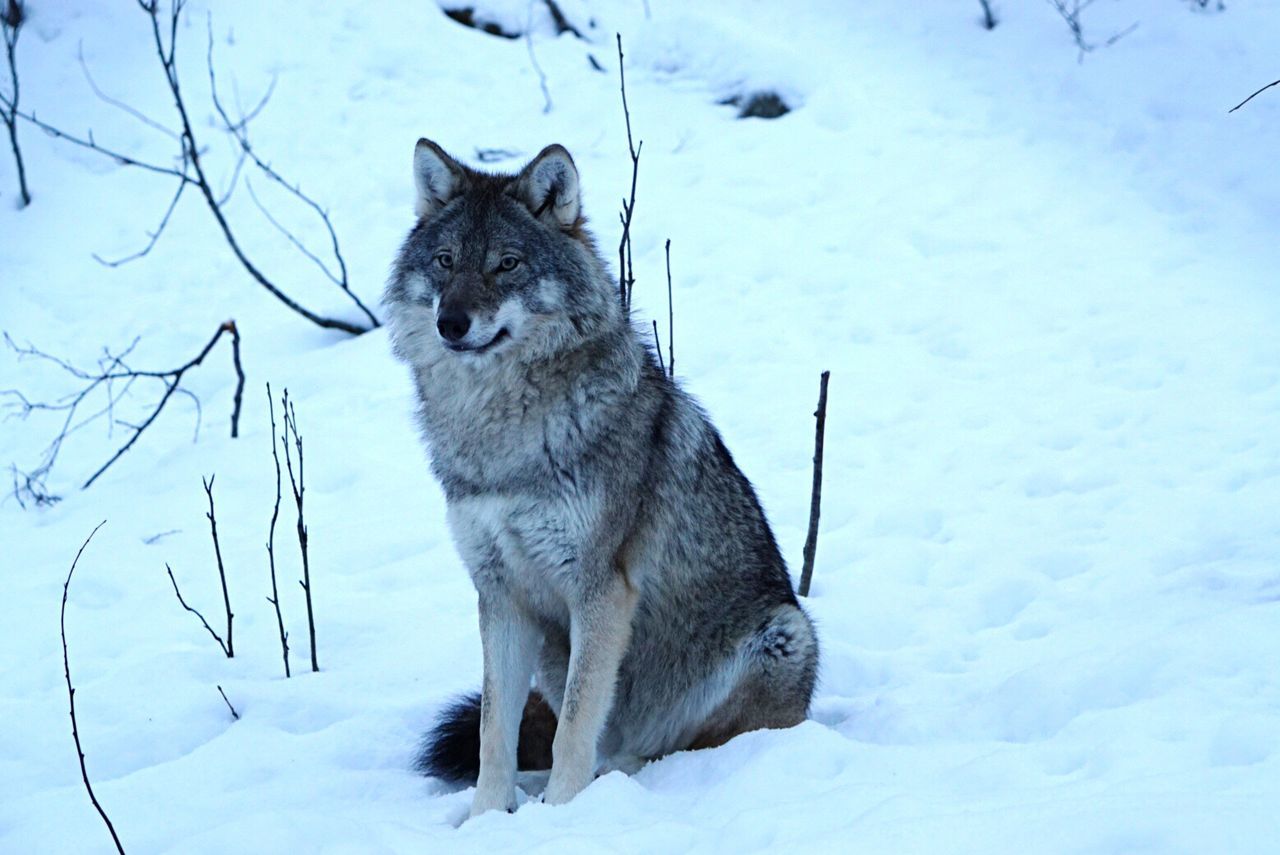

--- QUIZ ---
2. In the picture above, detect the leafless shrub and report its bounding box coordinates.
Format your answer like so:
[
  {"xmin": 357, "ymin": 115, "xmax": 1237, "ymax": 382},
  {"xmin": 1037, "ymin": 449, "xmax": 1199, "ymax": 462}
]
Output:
[{"xmin": 3, "ymin": 321, "xmax": 245, "ymax": 506}]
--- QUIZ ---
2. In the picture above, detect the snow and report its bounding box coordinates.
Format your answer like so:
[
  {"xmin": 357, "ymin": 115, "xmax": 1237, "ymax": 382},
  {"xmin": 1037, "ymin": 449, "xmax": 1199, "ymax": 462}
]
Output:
[{"xmin": 2, "ymin": 0, "xmax": 1279, "ymax": 851}]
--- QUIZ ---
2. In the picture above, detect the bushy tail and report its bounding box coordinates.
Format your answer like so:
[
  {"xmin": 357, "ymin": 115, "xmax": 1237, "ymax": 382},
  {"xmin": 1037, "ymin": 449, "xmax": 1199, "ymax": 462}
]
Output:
[{"xmin": 414, "ymin": 691, "xmax": 557, "ymax": 784}]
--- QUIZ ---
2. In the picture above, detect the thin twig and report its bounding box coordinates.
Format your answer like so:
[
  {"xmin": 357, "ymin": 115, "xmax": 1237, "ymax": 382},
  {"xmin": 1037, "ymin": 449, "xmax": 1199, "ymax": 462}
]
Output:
[
  {"xmin": 61, "ymin": 521, "xmax": 126, "ymax": 854},
  {"xmin": 652, "ymin": 320, "xmax": 665, "ymax": 376},
  {"xmin": 165, "ymin": 562, "xmax": 231, "ymax": 656},
  {"xmin": 798, "ymin": 371, "xmax": 830, "ymax": 598},
  {"xmin": 202, "ymin": 474, "xmax": 234, "ymax": 657},
  {"xmin": 664, "ymin": 238, "xmax": 674, "ymax": 379},
  {"xmin": 216, "ymin": 685, "xmax": 239, "ymax": 720},
  {"xmin": 1229, "ymin": 79, "xmax": 1280, "ymax": 114},
  {"xmin": 281, "ymin": 390, "xmax": 317, "ymax": 672},
  {"xmin": 615, "ymin": 34, "xmax": 642, "ymax": 313},
  {"xmin": 525, "ymin": 2, "xmax": 552, "ymax": 114},
  {"xmin": 266, "ymin": 383, "xmax": 290, "ymax": 678}
]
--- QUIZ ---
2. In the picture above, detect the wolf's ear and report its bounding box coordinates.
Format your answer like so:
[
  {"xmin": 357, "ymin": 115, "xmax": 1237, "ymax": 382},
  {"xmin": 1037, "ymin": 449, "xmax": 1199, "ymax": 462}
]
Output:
[
  {"xmin": 513, "ymin": 144, "xmax": 580, "ymax": 230},
  {"xmin": 414, "ymin": 139, "xmax": 466, "ymax": 218}
]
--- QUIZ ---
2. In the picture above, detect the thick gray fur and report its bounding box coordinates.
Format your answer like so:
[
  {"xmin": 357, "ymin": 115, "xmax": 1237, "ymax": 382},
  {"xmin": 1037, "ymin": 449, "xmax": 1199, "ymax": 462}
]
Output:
[{"xmin": 386, "ymin": 139, "xmax": 819, "ymax": 818}]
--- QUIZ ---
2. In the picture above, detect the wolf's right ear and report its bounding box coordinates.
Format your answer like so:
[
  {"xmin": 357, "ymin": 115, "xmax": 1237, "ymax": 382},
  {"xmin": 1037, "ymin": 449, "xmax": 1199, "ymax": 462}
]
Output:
[{"xmin": 414, "ymin": 139, "xmax": 466, "ymax": 218}]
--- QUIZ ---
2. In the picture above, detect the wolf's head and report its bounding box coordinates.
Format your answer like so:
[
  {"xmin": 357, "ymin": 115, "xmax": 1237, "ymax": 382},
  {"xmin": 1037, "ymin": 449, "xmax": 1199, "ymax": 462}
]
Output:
[{"xmin": 386, "ymin": 140, "xmax": 617, "ymax": 368}]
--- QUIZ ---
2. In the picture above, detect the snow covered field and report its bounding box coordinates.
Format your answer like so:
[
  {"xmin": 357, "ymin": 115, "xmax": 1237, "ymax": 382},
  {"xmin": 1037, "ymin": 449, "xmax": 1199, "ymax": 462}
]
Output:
[{"xmin": 2, "ymin": 1, "xmax": 1278, "ymax": 851}]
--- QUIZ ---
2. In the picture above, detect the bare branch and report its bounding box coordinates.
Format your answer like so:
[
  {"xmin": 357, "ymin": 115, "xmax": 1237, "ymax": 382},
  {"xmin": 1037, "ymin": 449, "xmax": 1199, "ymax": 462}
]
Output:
[
  {"xmin": 216, "ymin": 685, "xmax": 239, "ymax": 720},
  {"xmin": 1044, "ymin": 0, "xmax": 1137, "ymax": 62},
  {"xmin": 1230, "ymin": 79, "xmax": 1280, "ymax": 114},
  {"xmin": 165, "ymin": 562, "xmax": 231, "ymax": 656},
  {"xmin": 202, "ymin": 474, "xmax": 234, "ymax": 657},
  {"xmin": 3, "ymin": 322, "xmax": 244, "ymax": 504},
  {"xmin": 525, "ymin": 5, "xmax": 553, "ymax": 114},
  {"xmin": 281, "ymin": 389, "xmax": 318, "ymax": 672},
  {"xmin": 91, "ymin": 172, "xmax": 188, "ymax": 267},
  {"xmin": 615, "ymin": 34, "xmax": 642, "ymax": 313},
  {"xmin": 77, "ymin": 42, "xmax": 178, "ymax": 141},
  {"xmin": 266, "ymin": 383, "xmax": 291, "ymax": 678},
  {"xmin": 2, "ymin": 0, "xmax": 32, "ymax": 205},
  {"xmin": 61, "ymin": 521, "xmax": 126, "ymax": 854},
  {"xmin": 798, "ymin": 371, "xmax": 830, "ymax": 598},
  {"xmin": 664, "ymin": 238, "xmax": 674, "ymax": 379},
  {"xmin": 206, "ymin": 17, "xmax": 378, "ymax": 329}
]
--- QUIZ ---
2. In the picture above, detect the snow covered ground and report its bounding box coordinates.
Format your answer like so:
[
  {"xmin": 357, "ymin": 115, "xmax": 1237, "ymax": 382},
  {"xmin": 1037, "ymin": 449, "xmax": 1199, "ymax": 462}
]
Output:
[{"xmin": 2, "ymin": 0, "xmax": 1278, "ymax": 851}]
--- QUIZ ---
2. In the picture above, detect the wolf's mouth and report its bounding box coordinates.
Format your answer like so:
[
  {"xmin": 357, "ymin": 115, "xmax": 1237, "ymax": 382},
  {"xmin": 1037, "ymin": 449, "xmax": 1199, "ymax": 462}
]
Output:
[{"xmin": 445, "ymin": 328, "xmax": 510, "ymax": 354}]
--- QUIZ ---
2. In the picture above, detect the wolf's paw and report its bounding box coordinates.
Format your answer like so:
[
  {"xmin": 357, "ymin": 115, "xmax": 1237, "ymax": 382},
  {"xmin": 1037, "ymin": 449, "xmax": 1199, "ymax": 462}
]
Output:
[
  {"xmin": 543, "ymin": 766, "xmax": 592, "ymax": 805},
  {"xmin": 468, "ymin": 786, "xmax": 516, "ymax": 819}
]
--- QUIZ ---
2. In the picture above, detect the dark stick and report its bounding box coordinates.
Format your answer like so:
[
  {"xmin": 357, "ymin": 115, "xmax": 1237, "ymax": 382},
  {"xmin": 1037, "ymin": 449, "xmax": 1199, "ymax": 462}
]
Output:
[
  {"xmin": 216, "ymin": 685, "xmax": 239, "ymax": 720},
  {"xmin": 2, "ymin": 0, "xmax": 31, "ymax": 206},
  {"xmin": 1230, "ymin": 79, "xmax": 1280, "ymax": 114},
  {"xmin": 61, "ymin": 521, "xmax": 126, "ymax": 854},
  {"xmin": 165, "ymin": 563, "xmax": 231, "ymax": 656},
  {"xmin": 615, "ymin": 34, "xmax": 641, "ymax": 313},
  {"xmin": 664, "ymin": 238, "xmax": 674, "ymax": 379},
  {"xmin": 798, "ymin": 371, "xmax": 830, "ymax": 598},
  {"xmin": 202, "ymin": 474, "xmax": 234, "ymax": 657},
  {"xmin": 979, "ymin": 0, "xmax": 997, "ymax": 30},
  {"xmin": 265, "ymin": 383, "xmax": 290, "ymax": 678},
  {"xmin": 281, "ymin": 390, "xmax": 317, "ymax": 672},
  {"xmin": 227, "ymin": 321, "xmax": 244, "ymax": 438},
  {"xmin": 652, "ymin": 320, "xmax": 665, "ymax": 376}
]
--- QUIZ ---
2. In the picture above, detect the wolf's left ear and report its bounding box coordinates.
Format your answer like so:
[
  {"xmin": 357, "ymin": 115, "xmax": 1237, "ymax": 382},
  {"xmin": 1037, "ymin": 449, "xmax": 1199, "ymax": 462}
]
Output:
[
  {"xmin": 514, "ymin": 144, "xmax": 580, "ymax": 230},
  {"xmin": 414, "ymin": 138, "xmax": 467, "ymax": 218}
]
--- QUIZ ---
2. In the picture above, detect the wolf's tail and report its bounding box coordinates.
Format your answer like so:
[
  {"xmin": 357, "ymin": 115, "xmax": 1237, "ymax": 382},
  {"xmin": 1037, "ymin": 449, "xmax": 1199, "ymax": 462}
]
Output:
[{"xmin": 414, "ymin": 691, "xmax": 558, "ymax": 784}]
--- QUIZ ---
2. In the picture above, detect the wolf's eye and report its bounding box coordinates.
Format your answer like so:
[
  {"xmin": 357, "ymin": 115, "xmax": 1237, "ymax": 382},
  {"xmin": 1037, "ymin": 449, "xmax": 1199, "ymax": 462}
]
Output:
[
  {"xmin": 435, "ymin": 252, "xmax": 453, "ymax": 269},
  {"xmin": 498, "ymin": 255, "xmax": 521, "ymax": 272}
]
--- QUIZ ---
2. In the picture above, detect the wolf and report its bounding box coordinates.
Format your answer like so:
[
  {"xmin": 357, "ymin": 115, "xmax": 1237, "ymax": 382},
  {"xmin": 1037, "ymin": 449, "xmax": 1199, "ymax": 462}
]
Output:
[{"xmin": 384, "ymin": 139, "xmax": 819, "ymax": 818}]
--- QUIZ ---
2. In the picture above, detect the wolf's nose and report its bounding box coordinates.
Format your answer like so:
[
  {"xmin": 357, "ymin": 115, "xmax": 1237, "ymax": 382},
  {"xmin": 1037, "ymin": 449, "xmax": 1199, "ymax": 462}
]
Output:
[{"xmin": 437, "ymin": 309, "xmax": 471, "ymax": 342}]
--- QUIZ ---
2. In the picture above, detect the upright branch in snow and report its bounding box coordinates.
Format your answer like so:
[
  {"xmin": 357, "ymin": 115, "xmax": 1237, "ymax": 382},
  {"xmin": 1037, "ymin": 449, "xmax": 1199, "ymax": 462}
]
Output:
[
  {"xmin": 265, "ymin": 384, "xmax": 291, "ymax": 678},
  {"xmin": 978, "ymin": 0, "xmax": 998, "ymax": 30},
  {"xmin": 615, "ymin": 34, "xmax": 642, "ymax": 313},
  {"xmin": 165, "ymin": 562, "xmax": 231, "ymax": 657},
  {"xmin": 1, "ymin": 0, "xmax": 31, "ymax": 206},
  {"xmin": 12, "ymin": 1, "xmax": 377, "ymax": 334},
  {"xmin": 1229, "ymin": 79, "xmax": 1280, "ymax": 113},
  {"xmin": 202, "ymin": 474, "xmax": 235, "ymax": 657},
  {"xmin": 61, "ymin": 521, "xmax": 127, "ymax": 855},
  {"xmin": 1045, "ymin": 0, "xmax": 1137, "ymax": 63},
  {"xmin": 798, "ymin": 371, "xmax": 830, "ymax": 598},
  {"xmin": 280, "ymin": 389, "xmax": 318, "ymax": 673},
  {"xmin": 2, "ymin": 320, "xmax": 245, "ymax": 506},
  {"xmin": 651, "ymin": 320, "xmax": 665, "ymax": 376},
  {"xmin": 664, "ymin": 239, "xmax": 674, "ymax": 379}
]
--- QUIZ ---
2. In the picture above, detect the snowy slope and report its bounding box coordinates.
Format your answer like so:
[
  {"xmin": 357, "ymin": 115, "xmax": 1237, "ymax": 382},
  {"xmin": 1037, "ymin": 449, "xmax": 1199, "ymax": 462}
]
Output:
[{"xmin": 2, "ymin": 1, "xmax": 1278, "ymax": 851}]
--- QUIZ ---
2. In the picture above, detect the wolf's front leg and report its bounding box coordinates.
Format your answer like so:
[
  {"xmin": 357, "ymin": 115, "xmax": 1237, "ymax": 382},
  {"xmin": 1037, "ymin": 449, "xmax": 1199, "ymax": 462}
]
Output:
[
  {"xmin": 471, "ymin": 590, "xmax": 540, "ymax": 818},
  {"xmin": 544, "ymin": 576, "xmax": 639, "ymax": 805}
]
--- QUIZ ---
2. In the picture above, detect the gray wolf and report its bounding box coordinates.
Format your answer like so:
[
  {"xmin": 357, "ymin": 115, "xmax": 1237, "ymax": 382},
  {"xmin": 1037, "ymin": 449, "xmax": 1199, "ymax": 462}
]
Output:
[{"xmin": 384, "ymin": 139, "xmax": 819, "ymax": 818}]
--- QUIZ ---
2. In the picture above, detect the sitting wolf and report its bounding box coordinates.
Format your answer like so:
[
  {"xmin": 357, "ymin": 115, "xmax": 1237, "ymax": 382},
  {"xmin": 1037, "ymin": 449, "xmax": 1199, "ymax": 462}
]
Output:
[{"xmin": 385, "ymin": 139, "xmax": 818, "ymax": 817}]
